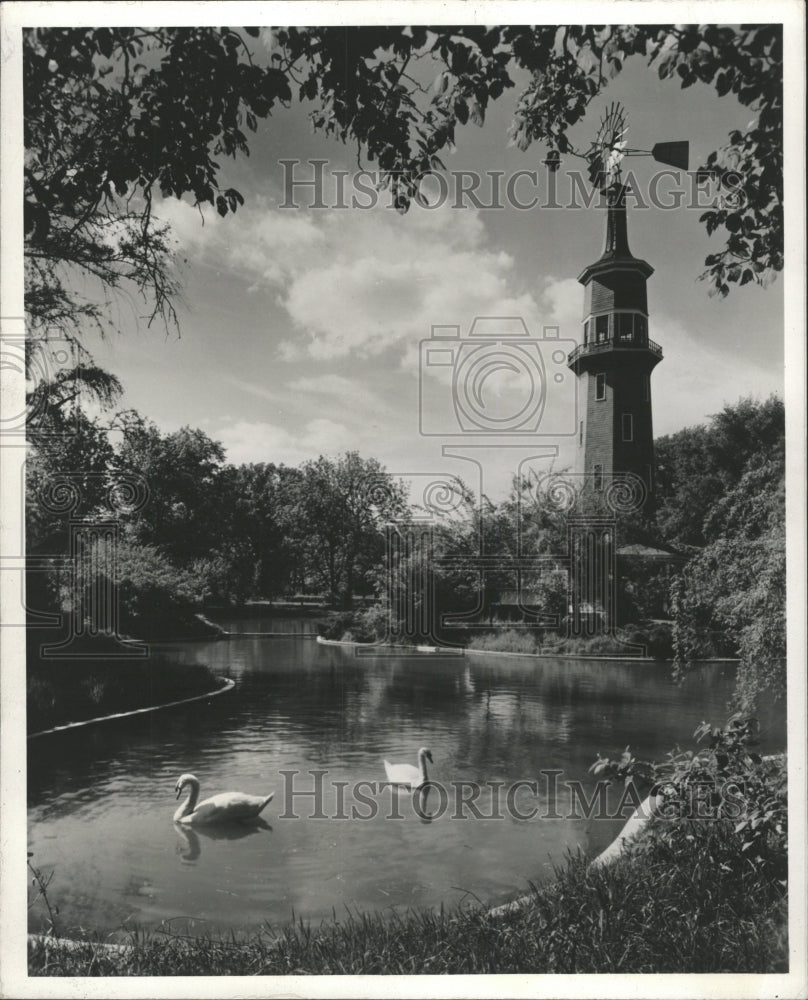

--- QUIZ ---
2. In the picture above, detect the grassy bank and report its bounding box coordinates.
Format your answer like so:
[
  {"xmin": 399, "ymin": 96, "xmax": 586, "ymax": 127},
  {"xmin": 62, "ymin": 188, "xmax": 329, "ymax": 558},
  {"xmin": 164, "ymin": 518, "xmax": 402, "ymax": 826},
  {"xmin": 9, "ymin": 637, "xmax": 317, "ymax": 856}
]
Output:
[
  {"xmin": 29, "ymin": 813, "xmax": 787, "ymax": 975},
  {"xmin": 27, "ymin": 656, "xmax": 225, "ymax": 734},
  {"xmin": 467, "ymin": 624, "xmax": 674, "ymax": 658},
  {"xmin": 318, "ymin": 610, "xmax": 675, "ymax": 659}
]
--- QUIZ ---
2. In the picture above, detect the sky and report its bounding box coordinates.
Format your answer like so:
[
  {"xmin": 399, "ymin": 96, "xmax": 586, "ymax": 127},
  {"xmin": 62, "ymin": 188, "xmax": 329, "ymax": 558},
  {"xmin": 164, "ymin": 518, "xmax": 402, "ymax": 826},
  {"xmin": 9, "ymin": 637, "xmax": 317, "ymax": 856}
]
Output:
[{"xmin": 83, "ymin": 31, "xmax": 785, "ymax": 499}]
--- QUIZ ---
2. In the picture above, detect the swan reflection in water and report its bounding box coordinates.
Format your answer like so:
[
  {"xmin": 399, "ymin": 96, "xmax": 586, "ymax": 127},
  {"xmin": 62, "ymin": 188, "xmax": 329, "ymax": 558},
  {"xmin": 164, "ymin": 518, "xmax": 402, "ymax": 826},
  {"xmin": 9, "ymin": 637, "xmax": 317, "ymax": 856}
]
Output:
[
  {"xmin": 174, "ymin": 817, "xmax": 272, "ymax": 862},
  {"xmin": 409, "ymin": 783, "xmax": 440, "ymax": 825}
]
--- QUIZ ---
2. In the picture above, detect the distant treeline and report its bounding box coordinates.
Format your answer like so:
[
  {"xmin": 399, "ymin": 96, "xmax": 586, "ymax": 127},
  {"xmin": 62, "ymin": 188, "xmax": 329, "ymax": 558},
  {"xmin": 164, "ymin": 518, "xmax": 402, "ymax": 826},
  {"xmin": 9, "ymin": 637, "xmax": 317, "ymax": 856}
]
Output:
[{"xmin": 26, "ymin": 385, "xmax": 784, "ymax": 708}]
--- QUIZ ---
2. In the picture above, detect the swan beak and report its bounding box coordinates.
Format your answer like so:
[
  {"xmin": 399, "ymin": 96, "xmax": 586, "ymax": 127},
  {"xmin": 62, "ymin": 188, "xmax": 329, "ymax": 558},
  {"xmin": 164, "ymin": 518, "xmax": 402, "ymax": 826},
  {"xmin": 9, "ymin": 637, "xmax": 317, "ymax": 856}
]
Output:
[
  {"xmin": 426, "ymin": 751, "xmax": 434, "ymax": 763},
  {"xmin": 175, "ymin": 784, "xmax": 182, "ymax": 800}
]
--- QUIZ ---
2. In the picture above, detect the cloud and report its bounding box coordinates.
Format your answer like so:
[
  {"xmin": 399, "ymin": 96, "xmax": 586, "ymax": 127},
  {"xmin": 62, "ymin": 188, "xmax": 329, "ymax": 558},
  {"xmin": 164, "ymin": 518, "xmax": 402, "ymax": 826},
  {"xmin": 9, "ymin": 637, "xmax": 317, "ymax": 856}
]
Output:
[
  {"xmin": 539, "ymin": 277, "xmax": 583, "ymax": 330},
  {"xmin": 215, "ymin": 416, "xmax": 351, "ymax": 466},
  {"xmin": 225, "ymin": 372, "xmax": 391, "ymax": 419},
  {"xmin": 157, "ymin": 194, "xmax": 556, "ymax": 362},
  {"xmin": 287, "ymin": 373, "xmax": 390, "ymax": 413}
]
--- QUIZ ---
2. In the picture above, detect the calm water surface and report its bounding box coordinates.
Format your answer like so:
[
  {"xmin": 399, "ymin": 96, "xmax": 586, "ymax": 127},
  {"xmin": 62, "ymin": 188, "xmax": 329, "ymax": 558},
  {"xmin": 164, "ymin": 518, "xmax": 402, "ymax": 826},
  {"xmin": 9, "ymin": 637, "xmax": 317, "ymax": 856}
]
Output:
[{"xmin": 27, "ymin": 617, "xmax": 785, "ymax": 938}]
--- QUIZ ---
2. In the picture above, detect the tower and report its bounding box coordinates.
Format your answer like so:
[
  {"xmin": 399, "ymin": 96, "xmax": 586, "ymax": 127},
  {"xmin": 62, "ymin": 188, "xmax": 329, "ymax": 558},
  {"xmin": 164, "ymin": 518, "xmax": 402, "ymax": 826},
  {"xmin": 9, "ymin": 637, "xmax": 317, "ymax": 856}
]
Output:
[{"xmin": 567, "ymin": 184, "xmax": 662, "ymax": 510}]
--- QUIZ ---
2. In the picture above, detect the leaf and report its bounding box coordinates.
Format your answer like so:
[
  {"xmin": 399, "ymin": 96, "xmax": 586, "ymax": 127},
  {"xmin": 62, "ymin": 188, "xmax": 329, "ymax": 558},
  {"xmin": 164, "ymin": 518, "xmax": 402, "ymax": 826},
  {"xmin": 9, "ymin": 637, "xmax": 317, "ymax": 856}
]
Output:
[
  {"xmin": 95, "ymin": 28, "xmax": 114, "ymax": 59},
  {"xmin": 715, "ymin": 72, "xmax": 732, "ymax": 97},
  {"xmin": 451, "ymin": 44, "xmax": 468, "ymax": 75}
]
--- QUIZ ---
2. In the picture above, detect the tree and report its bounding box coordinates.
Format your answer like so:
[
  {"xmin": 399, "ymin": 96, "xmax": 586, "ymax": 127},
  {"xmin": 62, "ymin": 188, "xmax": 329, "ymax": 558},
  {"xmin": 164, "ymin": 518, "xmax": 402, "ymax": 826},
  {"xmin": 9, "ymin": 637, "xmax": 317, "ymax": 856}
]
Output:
[
  {"xmin": 24, "ymin": 26, "xmax": 291, "ymax": 342},
  {"xmin": 276, "ymin": 24, "xmax": 781, "ymax": 295},
  {"xmin": 25, "ymin": 363, "xmax": 122, "ymax": 560},
  {"xmin": 672, "ymin": 456, "xmax": 785, "ymax": 710},
  {"xmin": 659, "ymin": 397, "xmax": 786, "ymax": 708},
  {"xmin": 113, "ymin": 420, "xmax": 227, "ymax": 563},
  {"xmin": 655, "ymin": 396, "xmax": 785, "ymax": 548},
  {"xmin": 24, "ymin": 24, "xmax": 782, "ymax": 347},
  {"xmin": 217, "ymin": 462, "xmax": 304, "ymax": 599},
  {"xmin": 288, "ymin": 452, "xmax": 407, "ymax": 607}
]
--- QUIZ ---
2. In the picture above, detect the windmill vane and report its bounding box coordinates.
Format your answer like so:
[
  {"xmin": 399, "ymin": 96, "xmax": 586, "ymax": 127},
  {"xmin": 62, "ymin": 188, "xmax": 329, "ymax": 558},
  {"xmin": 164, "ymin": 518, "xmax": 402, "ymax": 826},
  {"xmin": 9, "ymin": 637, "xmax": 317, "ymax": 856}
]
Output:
[{"xmin": 584, "ymin": 101, "xmax": 690, "ymax": 191}]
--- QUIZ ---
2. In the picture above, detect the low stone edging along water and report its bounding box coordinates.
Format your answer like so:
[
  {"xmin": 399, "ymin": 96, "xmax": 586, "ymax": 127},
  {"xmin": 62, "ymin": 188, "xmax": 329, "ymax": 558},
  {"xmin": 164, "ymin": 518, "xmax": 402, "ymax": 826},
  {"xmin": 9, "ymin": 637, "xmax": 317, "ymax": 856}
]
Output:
[
  {"xmin": 27, "ymin": 677, "xmax": 235, "ymax": 739},
  {"xmin": 316, "ymin": 634, "xmax": 742, "ymax": 664}
]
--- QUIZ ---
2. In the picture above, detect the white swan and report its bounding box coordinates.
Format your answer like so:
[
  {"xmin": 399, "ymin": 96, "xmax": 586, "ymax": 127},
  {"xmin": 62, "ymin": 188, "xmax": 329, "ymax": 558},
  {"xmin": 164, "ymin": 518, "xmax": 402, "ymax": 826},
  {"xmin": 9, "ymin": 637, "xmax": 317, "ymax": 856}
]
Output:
[
  {"xmin": 384, "ymin": 747, "xmax": 433, "ymax": 789},
  {"xmin": 173, "ymin": 773, "xmax": 274, "ymax": 825}
]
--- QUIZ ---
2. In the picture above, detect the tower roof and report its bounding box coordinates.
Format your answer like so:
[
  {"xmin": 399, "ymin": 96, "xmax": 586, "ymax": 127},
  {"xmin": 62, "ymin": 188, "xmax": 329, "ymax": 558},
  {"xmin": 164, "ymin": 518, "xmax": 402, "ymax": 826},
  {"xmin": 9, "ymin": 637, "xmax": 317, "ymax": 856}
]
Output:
[{"xmin": 578, "ymin": 183, "xmax": 653, "ymax": 285}]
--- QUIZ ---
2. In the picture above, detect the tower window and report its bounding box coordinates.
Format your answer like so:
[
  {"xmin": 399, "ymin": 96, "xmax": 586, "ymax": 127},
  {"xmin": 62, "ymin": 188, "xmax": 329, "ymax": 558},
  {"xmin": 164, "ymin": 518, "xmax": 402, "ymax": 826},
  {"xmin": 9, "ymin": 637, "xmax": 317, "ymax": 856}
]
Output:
[
  {"xmin": 579, "ymin": 420, "xmax": 583, "ymax": 445},
  {"xmin": 593, "ymin": 464, "xmax": 603, "ymax": 491},
  {"xmin": 635, "ymin": 315, "xmax": 648, "ymax": 340},
  {"xmin": 595, "ymin": 315, "xmax": 609, "ymax": 343},
  {"xmin": 583, "ymin": 320, "xmax": 590, "ymax": 344},
  {"xmin": 617, "ymin": 313, "xmax": 633, "ymax": 342},
  {"xmin": 622, "ymin": 413, "xmax": 634, "ymax": 442},
  {"xmin": 595, "ymin": 373, "xmax": 606, "ymax": 400}
]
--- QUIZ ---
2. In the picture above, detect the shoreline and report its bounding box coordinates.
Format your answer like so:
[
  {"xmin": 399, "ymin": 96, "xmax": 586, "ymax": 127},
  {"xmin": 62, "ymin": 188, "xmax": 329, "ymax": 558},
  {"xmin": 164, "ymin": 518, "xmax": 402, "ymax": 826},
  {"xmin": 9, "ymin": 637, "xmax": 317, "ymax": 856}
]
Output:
[
  {"xmin": 25, "ymin": 792, "xmax": 656, "ymax": 948},
  {"xmin": 28, "ymin": 676, "xmax": 235, "ymax": 739},
  {"xmin": 314, "ymin": 635, "xmax": 740, "ymax": 664}
]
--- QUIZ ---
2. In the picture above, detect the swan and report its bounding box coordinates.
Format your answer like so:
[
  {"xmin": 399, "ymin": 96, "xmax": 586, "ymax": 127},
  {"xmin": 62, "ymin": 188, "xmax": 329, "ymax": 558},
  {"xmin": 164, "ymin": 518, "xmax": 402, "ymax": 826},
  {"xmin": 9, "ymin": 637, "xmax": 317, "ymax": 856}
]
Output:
[
  {"xmin": 173, "ymin": 773, "xmax": 274, "ymax": 825},
  {"xmin": 384, "ymin": 747, "xmax": 433, "ymax": 789}
]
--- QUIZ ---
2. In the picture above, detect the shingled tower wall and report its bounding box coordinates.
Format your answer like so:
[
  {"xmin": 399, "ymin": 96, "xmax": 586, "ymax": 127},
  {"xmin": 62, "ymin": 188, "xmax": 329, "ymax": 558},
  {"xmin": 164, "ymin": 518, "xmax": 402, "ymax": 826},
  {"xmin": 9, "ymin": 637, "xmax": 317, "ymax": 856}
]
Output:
[{"xmin": 567, "ymin": 184, "xmax": 662, "ymax": 511}]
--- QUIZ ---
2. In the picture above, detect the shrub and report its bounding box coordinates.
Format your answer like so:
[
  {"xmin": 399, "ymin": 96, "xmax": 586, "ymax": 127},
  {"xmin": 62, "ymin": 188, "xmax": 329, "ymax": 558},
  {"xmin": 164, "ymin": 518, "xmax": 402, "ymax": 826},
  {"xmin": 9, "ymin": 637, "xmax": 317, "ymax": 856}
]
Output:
[
  {"xmin": 467, "ymin": 630, "xmax": 540, "ymax": 654},
  {"xmin": 591, "ymin": 715, "xmax": 788, "ymax": 886},
  {"xmin": 646, "ymin": 623, "xmax": 674, "ymax": 658},
  {"xmin": 316, "ymin": 613, "xmax": 352, "ymax": 640},
  {"xmin": 27, "ymin": 657, "xmax": 222, "ymax": 732}
]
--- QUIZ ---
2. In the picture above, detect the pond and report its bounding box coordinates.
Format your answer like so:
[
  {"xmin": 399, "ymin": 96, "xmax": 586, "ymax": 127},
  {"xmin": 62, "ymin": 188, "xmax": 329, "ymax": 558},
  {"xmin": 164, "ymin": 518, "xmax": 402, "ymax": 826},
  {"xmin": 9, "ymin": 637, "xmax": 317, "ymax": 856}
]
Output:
[{"xmin": 27, "ymin": 616, "xmax": 786, "ymax": 939}]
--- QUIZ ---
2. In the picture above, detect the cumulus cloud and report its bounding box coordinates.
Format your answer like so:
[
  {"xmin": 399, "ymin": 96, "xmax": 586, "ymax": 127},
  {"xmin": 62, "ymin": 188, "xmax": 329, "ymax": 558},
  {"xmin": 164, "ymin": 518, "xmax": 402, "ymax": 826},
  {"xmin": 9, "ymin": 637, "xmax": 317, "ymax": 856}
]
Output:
[
  {"xmin": 156, "ymin": 195, "xmax": 559, "ymax": 362},
  {"xmin": 225, "ymin": 372, "xmax": 392, "ymax": 418},
  {"xmin": 539, "ymin": 277, "xmax": 583, "ymax": 330},
  {"xmin": 215, "ymin": 416, "xmax": 351, "ymax": 467}
]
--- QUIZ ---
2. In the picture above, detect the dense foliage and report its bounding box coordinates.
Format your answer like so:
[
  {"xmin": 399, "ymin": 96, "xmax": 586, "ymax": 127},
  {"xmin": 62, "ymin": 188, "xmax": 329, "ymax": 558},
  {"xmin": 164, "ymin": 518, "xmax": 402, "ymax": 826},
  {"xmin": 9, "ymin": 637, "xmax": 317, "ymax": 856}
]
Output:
[
  {"xmin": 27, "ymin": 655, "xmax": 221, "ymax": 734},
  {"xmin": 24, "ymin": 24, "xmax": 782, "ymax": 346},
  {"xmin": 592, "ymin": 715, "xmax": 787, "ymax": 885},
  {"xmin": 26, "ymin": 394, "xmax": 407, "ymax": 623},
  {"xmin": 656, "ymin": 396, "xmax": 786, "ymax": 709}
]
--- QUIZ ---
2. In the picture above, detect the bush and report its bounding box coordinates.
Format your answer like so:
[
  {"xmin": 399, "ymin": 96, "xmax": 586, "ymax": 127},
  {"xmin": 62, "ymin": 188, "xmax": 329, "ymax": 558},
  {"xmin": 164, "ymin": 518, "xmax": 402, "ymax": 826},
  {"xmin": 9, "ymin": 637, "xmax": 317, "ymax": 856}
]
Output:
[
  {"xmin": 592, "ymin": 715, "xmax": 788, "ymax": 886},
  {"xmin": 467, "ymin": 630, "xmax": 541, "ymax": 654},
  {"xmin": 317, "ymin": 612, "xmax": 356, "ymax": 640},
  {"xmin": 27, "ymin": 657, "xmax": 223, "ymax": 733},
  {"xmin": 646, "ymin": 623, "xmax": 674, "ymax": 658}
]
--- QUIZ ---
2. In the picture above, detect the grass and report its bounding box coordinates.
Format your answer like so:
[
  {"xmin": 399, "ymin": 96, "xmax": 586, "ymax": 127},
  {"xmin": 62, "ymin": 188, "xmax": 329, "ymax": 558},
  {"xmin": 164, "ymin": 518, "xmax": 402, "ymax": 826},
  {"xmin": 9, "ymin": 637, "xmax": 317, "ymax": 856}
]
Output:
[
  {"xmin": 467, "ymin": 628, "xmax": 643, "ymax": 657},
  {"xmin": 27, "ymin": 655, "xmax": 225, "ymax": 734},
  {"xmin": 28, "ymin": 818, "xmax": 787, "ymax": 975}
]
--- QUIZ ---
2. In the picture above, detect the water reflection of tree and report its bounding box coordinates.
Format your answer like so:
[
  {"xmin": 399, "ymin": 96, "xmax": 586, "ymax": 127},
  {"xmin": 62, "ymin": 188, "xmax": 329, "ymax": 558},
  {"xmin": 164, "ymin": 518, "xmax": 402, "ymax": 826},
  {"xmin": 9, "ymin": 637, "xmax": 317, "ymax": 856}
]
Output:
[{"xmin": 28, "ymin": 644, "xmax": 782, "ymax": 818}]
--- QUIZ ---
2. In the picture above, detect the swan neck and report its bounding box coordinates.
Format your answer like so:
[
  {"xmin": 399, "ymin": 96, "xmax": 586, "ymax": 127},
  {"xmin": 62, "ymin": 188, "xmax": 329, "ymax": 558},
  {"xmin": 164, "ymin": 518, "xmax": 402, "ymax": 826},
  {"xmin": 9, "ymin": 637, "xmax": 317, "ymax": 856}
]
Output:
[
  {"xmin": 419, "ymin": 752, "xmax": 429, "ymax": 783},
  {"xmin": 186, "ymin": 778, "xmax": 200, "ymax": 811},
  {"xmin": 176, "ymin": 778, "xmax": 200, "ymax": 819}
]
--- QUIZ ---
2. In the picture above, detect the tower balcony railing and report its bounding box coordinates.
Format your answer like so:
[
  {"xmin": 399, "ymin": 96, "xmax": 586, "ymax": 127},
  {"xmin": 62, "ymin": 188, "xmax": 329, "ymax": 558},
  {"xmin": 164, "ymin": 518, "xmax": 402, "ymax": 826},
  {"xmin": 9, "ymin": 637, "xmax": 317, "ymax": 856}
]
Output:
[{"xmin": 567, "ymin": 335, "xmax": 663, "ymax": 365}]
